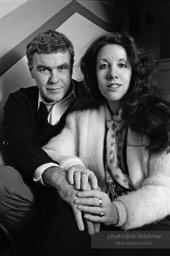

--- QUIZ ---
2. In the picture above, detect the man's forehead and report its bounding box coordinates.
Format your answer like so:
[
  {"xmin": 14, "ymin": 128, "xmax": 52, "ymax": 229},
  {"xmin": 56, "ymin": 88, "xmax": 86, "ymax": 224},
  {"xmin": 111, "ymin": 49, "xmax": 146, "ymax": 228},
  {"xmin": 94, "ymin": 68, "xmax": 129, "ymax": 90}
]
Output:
[{"xmin": 32, "ymin": 51, "xmax": 71, "ymax": 66}]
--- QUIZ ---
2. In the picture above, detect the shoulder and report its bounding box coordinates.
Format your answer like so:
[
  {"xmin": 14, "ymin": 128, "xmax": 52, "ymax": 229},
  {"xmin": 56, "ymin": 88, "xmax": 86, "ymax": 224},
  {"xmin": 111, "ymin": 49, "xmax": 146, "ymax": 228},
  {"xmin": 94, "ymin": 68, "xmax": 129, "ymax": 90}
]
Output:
[
  {"xmin": 6, "ymin": 86, "xmax": 39, "ymax": 106},
  {"xmin": 66, "ymin": 105, "xmax": 105, "ymax": 125},
  {"xmin": 9, "ymin": 86, "xmax": 38, "ymax": 98},
  {"xmin": 149, "ymin": 149, "xmax": 170, "ymax": 176}
]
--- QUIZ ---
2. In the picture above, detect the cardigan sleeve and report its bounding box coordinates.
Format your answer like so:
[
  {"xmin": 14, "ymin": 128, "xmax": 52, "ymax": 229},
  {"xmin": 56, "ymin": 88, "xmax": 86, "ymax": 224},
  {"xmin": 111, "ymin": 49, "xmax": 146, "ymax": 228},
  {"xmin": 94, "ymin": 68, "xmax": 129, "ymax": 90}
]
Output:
[
  {"xmin": 115, "ymin": 150, "xmax": 170, "ymax": 230},
  {"xmin": 42, "ymin": 112, "xmax": 85, "ymax": 169}
]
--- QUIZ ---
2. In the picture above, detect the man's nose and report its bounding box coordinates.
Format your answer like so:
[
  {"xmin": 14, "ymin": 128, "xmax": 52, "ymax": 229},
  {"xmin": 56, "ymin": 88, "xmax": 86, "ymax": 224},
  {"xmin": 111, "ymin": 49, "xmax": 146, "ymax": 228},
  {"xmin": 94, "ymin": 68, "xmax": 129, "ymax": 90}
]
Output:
[{"xmin": 49, "ymin": 70, "xmax": 59, "ymax": 83}]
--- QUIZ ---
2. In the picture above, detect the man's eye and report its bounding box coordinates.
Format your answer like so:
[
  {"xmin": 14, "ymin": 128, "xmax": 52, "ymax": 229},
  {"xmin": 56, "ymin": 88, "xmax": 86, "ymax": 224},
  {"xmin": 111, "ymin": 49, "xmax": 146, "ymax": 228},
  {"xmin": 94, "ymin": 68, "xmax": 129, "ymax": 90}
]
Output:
[
  {"xmin": 39, "ymin": 68, "xmax": 50, "ymax": 73},
  {"xmin": 58, "ymin": 66, "xmax": 69, "ymax": 71}
]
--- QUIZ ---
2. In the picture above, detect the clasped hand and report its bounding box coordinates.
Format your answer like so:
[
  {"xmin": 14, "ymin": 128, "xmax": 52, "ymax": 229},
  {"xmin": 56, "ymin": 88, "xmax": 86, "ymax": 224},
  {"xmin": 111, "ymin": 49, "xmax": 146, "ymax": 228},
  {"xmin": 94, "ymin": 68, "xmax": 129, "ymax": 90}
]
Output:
[
  {"xmin": 67, "ymin": 165, "xmax": 118, "ymax": 230},
  {"xmin": 75, "ymin": 190, "xmax": 119, "ymax": 226},
  {"xmin": 67, "ymin": 164, "xmax": 98, "ymax": 190},
  {"xmin": 43, "ymin": 166, "xmax": 101, "ymax": 235}
]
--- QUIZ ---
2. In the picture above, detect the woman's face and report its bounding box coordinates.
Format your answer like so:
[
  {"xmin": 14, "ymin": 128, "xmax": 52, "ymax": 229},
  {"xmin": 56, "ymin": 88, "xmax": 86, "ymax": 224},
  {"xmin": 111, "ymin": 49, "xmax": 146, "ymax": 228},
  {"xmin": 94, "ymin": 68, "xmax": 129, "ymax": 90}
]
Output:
[{"xmin": 96, "ymin": 44, "xmax": 132, "ymax": 113}]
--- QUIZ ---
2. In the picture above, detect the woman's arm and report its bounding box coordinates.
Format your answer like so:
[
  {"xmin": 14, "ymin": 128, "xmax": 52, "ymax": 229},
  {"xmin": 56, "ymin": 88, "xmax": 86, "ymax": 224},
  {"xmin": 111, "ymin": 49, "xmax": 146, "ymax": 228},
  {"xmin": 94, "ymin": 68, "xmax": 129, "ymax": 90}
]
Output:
[
  {"xmin": 42, "ymin": 112, "xmax": 98, "ymax": 190},
  {"xmin": 116, "ymin": 149, "xmax": 170, "ymax": 230},
  {"xmin": 74, "ymin": 150, "xmax": 170, "ymax": 230}
]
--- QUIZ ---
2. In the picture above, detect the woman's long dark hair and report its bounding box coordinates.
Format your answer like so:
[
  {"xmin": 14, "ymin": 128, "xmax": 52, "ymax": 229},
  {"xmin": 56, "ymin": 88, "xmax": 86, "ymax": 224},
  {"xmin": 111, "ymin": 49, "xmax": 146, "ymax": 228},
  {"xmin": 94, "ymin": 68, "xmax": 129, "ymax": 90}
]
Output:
[{"xmin": 75, "ymin": 32, "xmax": 170, "ymax": 153}]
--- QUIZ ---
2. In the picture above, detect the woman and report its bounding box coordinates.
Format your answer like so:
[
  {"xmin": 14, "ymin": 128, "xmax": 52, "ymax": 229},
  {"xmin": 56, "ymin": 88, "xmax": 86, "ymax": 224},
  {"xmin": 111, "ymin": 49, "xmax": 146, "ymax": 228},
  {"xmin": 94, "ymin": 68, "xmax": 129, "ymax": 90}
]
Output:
[{"xmin": 43, "ymin": 32, "xmax": 170, "ymax": 231}]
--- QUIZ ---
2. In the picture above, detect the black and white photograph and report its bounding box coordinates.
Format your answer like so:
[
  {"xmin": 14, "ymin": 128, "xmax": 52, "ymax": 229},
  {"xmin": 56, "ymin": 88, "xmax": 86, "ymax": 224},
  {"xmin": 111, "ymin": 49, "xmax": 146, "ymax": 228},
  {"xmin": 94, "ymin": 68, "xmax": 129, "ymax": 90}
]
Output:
[{"xmin": 0, "ymin": 1, "xmax": 170, "ymax": 256}]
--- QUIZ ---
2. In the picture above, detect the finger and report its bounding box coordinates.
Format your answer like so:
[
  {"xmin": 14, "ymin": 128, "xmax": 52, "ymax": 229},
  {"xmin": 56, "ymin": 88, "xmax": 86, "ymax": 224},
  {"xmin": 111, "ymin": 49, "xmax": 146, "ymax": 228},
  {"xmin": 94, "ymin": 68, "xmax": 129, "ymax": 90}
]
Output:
[
  {"xmin": 74, "ymin": 171, "xmax": 81, "ymax": 190},
  {"xmin": 89, "ymin": 172, "xmax": 98, "ymax": 190},
  {"xmin": 67, "ymin": 169, "xmax": 75, "ymax": 184},
  {"xmin": 77, "ymin": 205, "xmax": 102, "ymax": 216},
  {"xmin": 81, "ymin": 172, "xmax": 89, "ymax": 190},
  {"xmin": 72, "ymin": 206, "xmax": 85, "ymax": 231},
  {"xmin": 77, "ymin": 190, "xmax": 103, "ymax": 198},
  {"xmin": 86, "ymin": 220, "xmax": 95, "ymax": 235},
  {"xmin": 74, "ymin": 197, "xmax": 100, "ymax": 207},
  {"xmin": 84, "ymin": 214, "xmax": 105, "ymax": 223},
  {"xmin": 94, "ymin": 223, "xmax": 100, "ymax": 233}
]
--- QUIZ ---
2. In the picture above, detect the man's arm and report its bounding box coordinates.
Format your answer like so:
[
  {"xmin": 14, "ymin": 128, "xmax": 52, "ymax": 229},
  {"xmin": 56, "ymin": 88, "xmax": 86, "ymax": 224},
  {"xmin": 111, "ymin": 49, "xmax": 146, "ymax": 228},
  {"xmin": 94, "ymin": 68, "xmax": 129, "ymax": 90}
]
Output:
[{"xmin": 2, "ymin": 88, "xmax": 57, "ymax": 179}]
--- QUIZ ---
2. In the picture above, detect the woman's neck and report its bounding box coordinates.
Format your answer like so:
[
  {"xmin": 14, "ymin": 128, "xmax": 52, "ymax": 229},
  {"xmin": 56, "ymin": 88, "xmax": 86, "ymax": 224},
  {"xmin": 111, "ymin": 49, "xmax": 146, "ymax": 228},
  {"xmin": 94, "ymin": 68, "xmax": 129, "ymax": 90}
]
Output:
[{"xmin": 107, "ymin": 101, "xmax": 120, "ymax": 115}]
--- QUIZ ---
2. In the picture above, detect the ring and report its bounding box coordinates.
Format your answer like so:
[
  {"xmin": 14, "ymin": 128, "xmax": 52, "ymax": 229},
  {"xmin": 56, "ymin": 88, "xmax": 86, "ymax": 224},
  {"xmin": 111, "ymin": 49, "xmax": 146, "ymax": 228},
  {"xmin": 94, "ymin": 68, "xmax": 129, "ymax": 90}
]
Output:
[
  {"xmin": 98, "ymin": 198, "xmax": 102, "ymax": 207},
  {"xmin": 81, "ymin": 170, "xmax": 88, "ymax": 175},
  {"xmin": 99, "ymin": 210, "xmax": 104, "ymax": 217}
]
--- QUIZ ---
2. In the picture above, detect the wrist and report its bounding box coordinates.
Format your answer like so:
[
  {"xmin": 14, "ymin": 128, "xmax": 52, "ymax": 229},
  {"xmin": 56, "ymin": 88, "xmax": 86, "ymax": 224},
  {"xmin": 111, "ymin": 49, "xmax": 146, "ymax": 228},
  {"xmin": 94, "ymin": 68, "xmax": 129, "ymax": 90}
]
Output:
[
  {"xmin": 42, "ymin": 166, "xmax": 65, "ymax": 188},
  {"xmin": 113, "ymin": 201, "xmax": 127, "ymax": 227}
]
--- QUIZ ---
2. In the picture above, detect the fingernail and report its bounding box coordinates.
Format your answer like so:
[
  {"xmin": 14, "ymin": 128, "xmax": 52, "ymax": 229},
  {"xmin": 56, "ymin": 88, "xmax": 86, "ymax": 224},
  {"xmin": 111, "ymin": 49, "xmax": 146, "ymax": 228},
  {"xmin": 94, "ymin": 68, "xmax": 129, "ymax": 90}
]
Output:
[
  {"xmin": 80, "ymin": 226, "xmax": 84, "ymax": 231},
  {"xmin": 89, "ymin": 230, "xmax": 94, "ymax": 235}
]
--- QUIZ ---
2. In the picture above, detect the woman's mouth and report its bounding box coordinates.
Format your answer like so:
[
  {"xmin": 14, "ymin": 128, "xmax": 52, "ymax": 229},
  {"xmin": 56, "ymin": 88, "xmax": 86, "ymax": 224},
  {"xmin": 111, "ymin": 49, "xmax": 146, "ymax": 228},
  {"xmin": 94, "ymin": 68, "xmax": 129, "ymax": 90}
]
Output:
[{"xmin": 107, "ymin": 83, "xmax": 121, "ymax": 88}]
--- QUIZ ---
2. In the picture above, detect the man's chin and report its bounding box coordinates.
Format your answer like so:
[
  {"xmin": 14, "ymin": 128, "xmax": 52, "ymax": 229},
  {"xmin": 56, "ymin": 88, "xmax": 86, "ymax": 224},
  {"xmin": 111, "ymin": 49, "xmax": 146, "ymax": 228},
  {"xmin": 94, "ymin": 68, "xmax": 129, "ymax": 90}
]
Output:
[{"xmin": 45, "ymin": 94, "xmax": 64, "ymax": 103}]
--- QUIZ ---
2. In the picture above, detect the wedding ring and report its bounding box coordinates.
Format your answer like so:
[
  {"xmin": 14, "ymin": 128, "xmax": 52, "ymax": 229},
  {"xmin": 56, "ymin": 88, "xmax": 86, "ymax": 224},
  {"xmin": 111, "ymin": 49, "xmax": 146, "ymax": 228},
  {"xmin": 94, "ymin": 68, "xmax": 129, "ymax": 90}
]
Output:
[
  {"xmin": 81, "ymin": 170, "xmax": 88, "ymax": 175},
  {"xmin": 99, "ymin": 210, "xmax": 104, "ymax": 217},
  {"xmin": 98, "ymin": 198, "xmax": 102, "ymax": 207}
]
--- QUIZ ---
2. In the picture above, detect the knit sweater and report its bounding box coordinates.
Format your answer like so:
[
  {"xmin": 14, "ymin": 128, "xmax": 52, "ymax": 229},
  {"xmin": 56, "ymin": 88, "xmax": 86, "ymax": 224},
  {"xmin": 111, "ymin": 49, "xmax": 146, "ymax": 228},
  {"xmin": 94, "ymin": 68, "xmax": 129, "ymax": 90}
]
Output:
[{"xmin": 43, "ymin": 105, "xmax": 170, "ymax": 230}]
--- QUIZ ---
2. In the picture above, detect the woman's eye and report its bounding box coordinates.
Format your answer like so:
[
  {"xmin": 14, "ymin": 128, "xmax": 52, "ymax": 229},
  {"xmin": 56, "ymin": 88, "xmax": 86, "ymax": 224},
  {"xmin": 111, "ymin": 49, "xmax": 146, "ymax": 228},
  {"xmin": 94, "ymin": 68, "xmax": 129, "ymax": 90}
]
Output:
[
  {"xmin": 118, "ymin": 63, "xmax": 127, "ymax": 68},
  {"xmin": 99, "ymin": 63, "xmax": 108, "ymax": 69}
]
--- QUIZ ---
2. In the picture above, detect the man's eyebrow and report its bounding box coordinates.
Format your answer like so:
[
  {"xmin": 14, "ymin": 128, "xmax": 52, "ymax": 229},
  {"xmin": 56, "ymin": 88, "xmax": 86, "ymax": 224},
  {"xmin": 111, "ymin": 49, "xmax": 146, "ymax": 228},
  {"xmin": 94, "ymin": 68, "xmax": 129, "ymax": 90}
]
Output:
[{"xmin": 37, "ymin": 64, "xmax": 50, "ymax": 69}]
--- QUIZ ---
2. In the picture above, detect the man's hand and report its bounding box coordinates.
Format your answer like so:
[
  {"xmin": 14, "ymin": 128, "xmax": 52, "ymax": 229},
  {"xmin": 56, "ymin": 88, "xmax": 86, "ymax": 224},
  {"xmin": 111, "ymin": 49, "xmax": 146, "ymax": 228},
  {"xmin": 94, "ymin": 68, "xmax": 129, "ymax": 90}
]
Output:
[
  {"xmin": 42, "ymin": 166, "xmax": 100, "ymax": 235},
  {"xmin": 42, "ymin": 166, "xmax": 85, "ymax": 231}
]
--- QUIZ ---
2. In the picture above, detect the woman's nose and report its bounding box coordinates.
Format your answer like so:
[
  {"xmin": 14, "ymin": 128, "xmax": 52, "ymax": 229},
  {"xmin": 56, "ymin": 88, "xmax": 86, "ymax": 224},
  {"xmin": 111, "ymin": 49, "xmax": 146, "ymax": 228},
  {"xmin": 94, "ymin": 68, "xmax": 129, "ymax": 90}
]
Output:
[{"xmin": 108, "ymin": 67, "xmax": 118, "ymax": 79}]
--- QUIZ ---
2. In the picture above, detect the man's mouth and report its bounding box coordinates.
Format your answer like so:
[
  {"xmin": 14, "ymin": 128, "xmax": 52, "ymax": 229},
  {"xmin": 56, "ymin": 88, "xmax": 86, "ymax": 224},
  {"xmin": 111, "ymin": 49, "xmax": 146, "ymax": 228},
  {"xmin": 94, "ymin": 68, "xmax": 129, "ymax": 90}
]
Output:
[{"xmin": 47, "ymin": 88, "xmax": 61, "ymax": 91}]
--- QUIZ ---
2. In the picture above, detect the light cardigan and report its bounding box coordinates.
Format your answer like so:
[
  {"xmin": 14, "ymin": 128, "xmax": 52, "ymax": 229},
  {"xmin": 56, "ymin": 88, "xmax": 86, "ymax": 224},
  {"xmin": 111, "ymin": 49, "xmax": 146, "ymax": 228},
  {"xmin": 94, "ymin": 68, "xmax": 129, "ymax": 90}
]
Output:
[{"xmin": 43, "ymin": 105, "xmax": 170, "ymax": 230}]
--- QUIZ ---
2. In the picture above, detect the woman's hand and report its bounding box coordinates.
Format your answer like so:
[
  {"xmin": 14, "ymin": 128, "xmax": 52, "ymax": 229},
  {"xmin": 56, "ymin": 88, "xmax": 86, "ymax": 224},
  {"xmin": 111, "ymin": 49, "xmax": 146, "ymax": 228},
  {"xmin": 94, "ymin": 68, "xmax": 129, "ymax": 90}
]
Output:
[
  {"xmin": 74, "ymin": 190, "xmax": 119, "ymax": 226},
  {"xmin": 67, "ymin": 164, "xmax": 98, "ymax": 190}
]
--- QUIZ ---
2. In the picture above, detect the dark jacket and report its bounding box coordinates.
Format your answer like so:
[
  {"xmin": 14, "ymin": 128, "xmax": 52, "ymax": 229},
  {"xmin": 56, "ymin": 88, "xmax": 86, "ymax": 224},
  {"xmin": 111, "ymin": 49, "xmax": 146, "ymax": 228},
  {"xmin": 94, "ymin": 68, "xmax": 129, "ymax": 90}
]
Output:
[{"xmin": 2, "ymin": 80, "xmax": 81, "ymax": 180}]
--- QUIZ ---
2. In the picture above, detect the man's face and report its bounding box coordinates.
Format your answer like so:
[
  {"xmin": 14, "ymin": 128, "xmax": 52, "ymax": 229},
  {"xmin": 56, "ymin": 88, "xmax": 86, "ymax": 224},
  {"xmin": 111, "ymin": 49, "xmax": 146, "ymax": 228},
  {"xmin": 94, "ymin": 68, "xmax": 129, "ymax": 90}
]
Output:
[{"xmin": 30, "ymin": 51, "xmax": 72, "ymax": 103}]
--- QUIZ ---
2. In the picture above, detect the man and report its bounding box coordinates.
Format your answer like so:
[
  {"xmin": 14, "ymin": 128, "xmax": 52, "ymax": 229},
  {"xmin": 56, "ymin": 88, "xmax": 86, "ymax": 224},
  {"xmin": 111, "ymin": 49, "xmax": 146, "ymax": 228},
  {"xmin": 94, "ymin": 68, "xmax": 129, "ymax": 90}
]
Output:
[{"xmin": 0, "ymin": 30, "xmax": 98, "ymax": 256}]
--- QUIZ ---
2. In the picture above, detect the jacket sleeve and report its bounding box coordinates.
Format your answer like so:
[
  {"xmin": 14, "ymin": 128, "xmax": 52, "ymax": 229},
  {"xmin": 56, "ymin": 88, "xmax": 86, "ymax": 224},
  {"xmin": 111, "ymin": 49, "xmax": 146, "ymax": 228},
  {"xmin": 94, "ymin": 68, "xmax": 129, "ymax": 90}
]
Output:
[
  {"xmin": 2, "ymin": 91, "xmax": 56, "ymax": 179},
  {"xmin": 115, "ymin": 150, "xmax": 170, "ymax": 230},
  {"xmin": 42, "ymin": 112, "xmax": 85, "ymax": 169}
]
